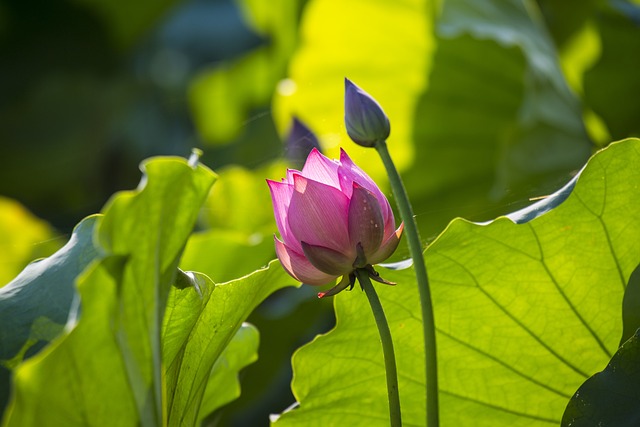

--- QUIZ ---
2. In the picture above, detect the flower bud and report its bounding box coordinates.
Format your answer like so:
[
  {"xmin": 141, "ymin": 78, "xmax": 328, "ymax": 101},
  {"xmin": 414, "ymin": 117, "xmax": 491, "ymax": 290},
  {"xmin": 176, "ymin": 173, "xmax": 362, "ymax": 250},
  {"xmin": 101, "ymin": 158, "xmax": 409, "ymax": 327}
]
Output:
[
  {"xmin": 267, "ymin": 148, "xmax": 403, "ymax": 290},
  {"xmin": 344, "ymin": 78, "xmax": 390, "ymax": 147},
  {"xmin": 285, "ymin": 117, "xmax": 322, "ymax": 169}
]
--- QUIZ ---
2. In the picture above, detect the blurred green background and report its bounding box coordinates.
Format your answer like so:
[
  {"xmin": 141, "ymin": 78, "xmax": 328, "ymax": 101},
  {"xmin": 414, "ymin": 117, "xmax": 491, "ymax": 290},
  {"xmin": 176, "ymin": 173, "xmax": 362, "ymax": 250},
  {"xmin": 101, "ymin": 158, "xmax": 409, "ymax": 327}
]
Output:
[{"xmin": 1, "ymin": 0, "xmax": 639, "ymax": 425}]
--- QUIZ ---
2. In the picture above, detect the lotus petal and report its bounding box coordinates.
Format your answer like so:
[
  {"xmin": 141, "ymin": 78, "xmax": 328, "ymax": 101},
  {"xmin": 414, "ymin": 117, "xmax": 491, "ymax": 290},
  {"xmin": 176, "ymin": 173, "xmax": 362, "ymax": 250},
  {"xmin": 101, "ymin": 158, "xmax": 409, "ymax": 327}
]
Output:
[{"xmin": 275, "ymin": 237, "xmax": 337, "ymax": 286}]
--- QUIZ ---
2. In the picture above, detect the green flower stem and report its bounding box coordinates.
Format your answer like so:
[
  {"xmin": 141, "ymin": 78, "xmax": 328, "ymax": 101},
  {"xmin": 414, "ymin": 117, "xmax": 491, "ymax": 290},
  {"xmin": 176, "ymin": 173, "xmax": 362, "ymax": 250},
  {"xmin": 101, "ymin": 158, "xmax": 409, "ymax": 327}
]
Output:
[
  {"xmin": 375, "ymin": 139, "xmax": 439, "ymax": 427},
  {"xmin": 355, "ymin": 269, "xmax": 402, "ymax": 427}
]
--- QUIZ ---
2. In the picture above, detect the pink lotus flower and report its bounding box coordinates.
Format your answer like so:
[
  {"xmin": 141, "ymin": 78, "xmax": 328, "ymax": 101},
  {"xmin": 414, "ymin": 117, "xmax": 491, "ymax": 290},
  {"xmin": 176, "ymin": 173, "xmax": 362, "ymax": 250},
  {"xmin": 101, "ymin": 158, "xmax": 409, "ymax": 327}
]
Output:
[{"xmin": 268, "ymin": 148, "xmax": 403, "ymax": 294}]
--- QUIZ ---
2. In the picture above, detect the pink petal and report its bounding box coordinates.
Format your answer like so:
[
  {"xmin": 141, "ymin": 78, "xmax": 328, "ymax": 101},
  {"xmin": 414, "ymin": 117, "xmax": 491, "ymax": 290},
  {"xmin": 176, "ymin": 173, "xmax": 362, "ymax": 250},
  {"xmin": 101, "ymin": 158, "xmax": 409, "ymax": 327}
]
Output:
[
  {"xmin": 369, "ymin": 222, "xmax": 404, "ymax": 265},
  {"xmin": 288, "ymin": 174, "xmax": 352, "ymax": 256},
  {"xmin": 285, "ymin": 169, "xmax": 300, "ymax": 184},
  {"xmin": 301, "ymin": 241, "xmax": 354, "ymax": 275},
  {"xmin": 267, "ymin": 179, "xmax": 301, "ymax": 252},
  {"xmin": 275, "ymin": 237, "xmax": 337, "ymax": 285},
  {"xmin": 348, "ymin": 183, "xmax": 384, "ymax": 259},
  {"xmin": 301, "ymin": 148, "xmax": 340, "ymax": 188},
  {"xmin": 338, "ymin": 148, "xmax": 394, "ymax": 229}
]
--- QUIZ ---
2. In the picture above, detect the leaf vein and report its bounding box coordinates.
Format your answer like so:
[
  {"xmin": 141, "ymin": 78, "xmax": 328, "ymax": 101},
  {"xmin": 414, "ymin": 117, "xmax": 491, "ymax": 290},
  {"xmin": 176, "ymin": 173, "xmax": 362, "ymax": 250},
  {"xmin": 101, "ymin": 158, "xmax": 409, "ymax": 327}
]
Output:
[
  {"xmin": 435, "ymin": 251, "xmax": 590, "ymax": 378},
  {"xmin": 440, "ymin": 389, "xmax": 560, "ymax": 424},
  {"xmin": 529, "ymin": 224, "xmax": 613, "ymax": 359},
  {"xmin": 436, "ymin": 328, "xmax": 572, "ymax": 399}
]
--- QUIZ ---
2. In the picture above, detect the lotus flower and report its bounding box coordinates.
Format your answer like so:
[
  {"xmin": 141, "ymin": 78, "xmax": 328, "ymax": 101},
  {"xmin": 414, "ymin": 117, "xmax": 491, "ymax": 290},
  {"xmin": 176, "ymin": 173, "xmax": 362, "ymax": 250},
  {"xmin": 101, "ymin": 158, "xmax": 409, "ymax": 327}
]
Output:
[{"xmin": 268, "ymin": 148, "xmax": 403, "ymax": 295}]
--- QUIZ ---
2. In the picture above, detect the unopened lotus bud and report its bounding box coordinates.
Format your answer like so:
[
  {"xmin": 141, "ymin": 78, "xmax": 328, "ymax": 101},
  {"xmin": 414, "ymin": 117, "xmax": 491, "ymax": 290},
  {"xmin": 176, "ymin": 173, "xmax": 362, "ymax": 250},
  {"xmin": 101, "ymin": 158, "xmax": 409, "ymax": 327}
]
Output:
[
  {"xmin": 285, "ymin": 117, "xmax": 322, "ymax": 169},
  {"xmin": 344, "ymin": 78, "xmax": 390, "ymax": 147}
]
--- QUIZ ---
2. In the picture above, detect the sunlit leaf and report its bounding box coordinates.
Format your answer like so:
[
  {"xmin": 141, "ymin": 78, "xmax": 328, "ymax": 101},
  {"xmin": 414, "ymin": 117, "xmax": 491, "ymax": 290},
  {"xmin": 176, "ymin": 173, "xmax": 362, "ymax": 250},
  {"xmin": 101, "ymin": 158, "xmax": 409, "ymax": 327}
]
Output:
[
  {"xmin": 163, "ymin": 263, "xmax": 296, "ymax": 426},
  {"xmin": 2, "ymin": 257, "xmax": 138, "ymax": 426},
  {"xmin": 199, "ymin": 162, "xmax": 285, "ymax": 235},
  {"xmin": 0, "ymin": 216, "xmax": 100, "ymax": 415},
  {"xmin": 0, "ymin": 216, "xmax": 99, "ymax": 366},
  {"xmin": 407, "ymin": 0, "xmax": 592, "ymax": 239},
  {"xmin": 2, "ymin": 157, "xmax": 216, "ymax": 426},
  {"xmin": 273, "ymin": 138, "xmax": 640, "ymax": 426},
  {"xmin": 275, "ymin": 0, "xmax": 592, "ymax": 243},
  {"xmin": 198, "ymin": 323, "xmax": 260, "ymax": 421},
  {"xmin": 272, "ymin": 0, "xmax": 433, "ymax": 178},
  {"xmin": 0, "ymin": 197, "xmax": 61, "ymax": 287},
  {"xmin": 180, "ymin": 230, "xmax": 274, "ymax": 283},
  {"xmin": 215, "ymin": 286, "xmax": 334, "ymax": 427}
]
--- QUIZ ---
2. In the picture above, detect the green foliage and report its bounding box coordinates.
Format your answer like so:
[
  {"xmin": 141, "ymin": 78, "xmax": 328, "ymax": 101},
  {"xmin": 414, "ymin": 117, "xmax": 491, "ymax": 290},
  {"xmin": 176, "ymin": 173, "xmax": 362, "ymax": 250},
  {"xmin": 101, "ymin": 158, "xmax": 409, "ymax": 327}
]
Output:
[
  {"xmin": 190, "ymin": 0, "xmax": 303, "ymax": 143},
  {"xmin": 409, "ymin": 0, "xmax": 593, "ymax": 238},
  {"xmin": 0, "ymin": 157, "xmax": 296, "ymax": 426},
  {"xmin": 0, "ymin": 197, "xmax": 61, "ymax": 287},
  {"xmin": 562, "ymin": 329, "xmax": 640, "ymax": 427},
  {"xmin": 180, "ymin": 230, "xmax": 275, "ymax": 284},
  {"xmin": 199, "ymin": 162, "xmax": 286, "ymax": 234},
  {"xmin": 4, "ymin": 256, "xmax": 141, "ymax": 426},
  {"xmin": 180, "ymin": 162, "xmax": 285, "ymax": 283},
  {"xmin": 164, "ymin": 265, "xmax": 295, "ymax": 426},
  {"xmin": 3, "ymin": 157, "xmax": 216, "ymax": 426},
  {"xmin": 2, "ymin": 0, "xmax": 640, "ymax": 425},
  {"xmin": 561, "ymin": 262, "xmax": 640, "ymax": 426},
  {"xmin": 198, "ymin": 323, "xmax": 260, "ymax": 422},
  {"xmin": 273, "ymin": 0, "xmax": 432, "ymax": 178},
  {"xmin": 621, "ymin": 264, "xmax": 640, "ymax": 346},
  {"xmin": 272, "ymin": 0, "xmax": 595, "ymax": 243},
  {"xmin": 272, "ymin": 138, "xmax": 640, "ymax": 426},
  {"xmin": 0, "ymin": 216, "xmax": 100, "ymax": 367},
  {"xmin": 72, "ymin": 0, "xmax": 181, "ymax": 49},
  {"xmin": 583, "ymin": 5, "xmax": 640, "ymax": 140},
  {"xmin": 0, "ymin": 215, "xmax": 99, "ymax": 414}
]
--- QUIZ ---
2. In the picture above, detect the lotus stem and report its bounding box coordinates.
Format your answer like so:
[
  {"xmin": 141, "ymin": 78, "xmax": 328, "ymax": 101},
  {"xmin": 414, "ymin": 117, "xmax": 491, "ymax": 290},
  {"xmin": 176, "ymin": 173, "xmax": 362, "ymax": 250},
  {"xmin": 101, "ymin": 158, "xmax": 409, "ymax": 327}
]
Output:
[
  {"xmin": 355, "ymin": 268, "xmax": 402, "ymax": 427},
  {"xmin": 375, "ymin": 139, "xmax": 439, "ymax": 427}
]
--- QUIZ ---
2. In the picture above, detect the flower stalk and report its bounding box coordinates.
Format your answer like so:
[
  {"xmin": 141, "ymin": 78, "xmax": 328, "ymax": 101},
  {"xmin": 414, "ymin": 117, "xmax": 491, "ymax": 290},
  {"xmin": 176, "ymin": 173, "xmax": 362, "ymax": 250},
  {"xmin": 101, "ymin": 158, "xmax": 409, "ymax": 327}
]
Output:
[
  {"xmin": 375, "ymin": 139, "xmax": 439, "ymax": 427},
  {"xmin": 343, "ymin": 77, "xmax": 439, "ymax": 426},
  {"xmin": 355, "ymin": 268, "xmax": 402, "ymax": 427}
]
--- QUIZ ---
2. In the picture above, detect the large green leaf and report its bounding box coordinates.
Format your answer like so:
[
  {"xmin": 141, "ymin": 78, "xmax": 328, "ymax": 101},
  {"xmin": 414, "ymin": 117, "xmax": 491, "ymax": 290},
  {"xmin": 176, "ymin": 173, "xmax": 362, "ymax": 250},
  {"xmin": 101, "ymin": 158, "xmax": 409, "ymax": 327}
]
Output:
[
  {"xmin": 272, "ymin": 0, "xmax": 433, "ymax": 178},
  {"xmin": 163, "ymin": 263, "xmax": 296, "ymax": 426},
  {"xmin": 198, "ymin": 323, "xmax": 260, "ymax": 421},
  {"xmin": 2, "ymin": 157, "xmax": 216, "ymax": 427},
  {"xmin": 621, "ymin": 263, "xmax": 640, "ymax": 346},
  {"xmin": 179, "ymin": 162, "xmax": 283, "ymax": 284},
  {"xmin": 180, "ymin": 230, "xmax": 274, "ymax": 284},
  {"xmin": 274, "ymin": 0, "xmax": 592, "ymax": 241},
  {"xmin": 407, "ymin": 0, "xmax": 592, "ymax": 238},
  {"xmin": 560, "ymin": 260, "xmax": 640, "ymax": 426},
  {"xmin": 0, "ymin": 216, "xmax": 100, "ymax": 415},
  {"xmin": 2, "ymin": 257, "xmax": 138, "ymax": 426},
  {"xmin": 0, "ymin": 216, "xmax": 99, "ymax": 365},
  {"xmin": 198, "ymin": 162, "xmax": 286, "ymax": 235},
  {"xmin": 180, "ymin": 161, "xmax": 284, "ymax": 283},
  {"xmin": 273, "ymin": 138, "xmax": 640, "ymax": 426},
  {"xmin": 561, "ymin": 328, "xmax": 640, "ymax": 427}
]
